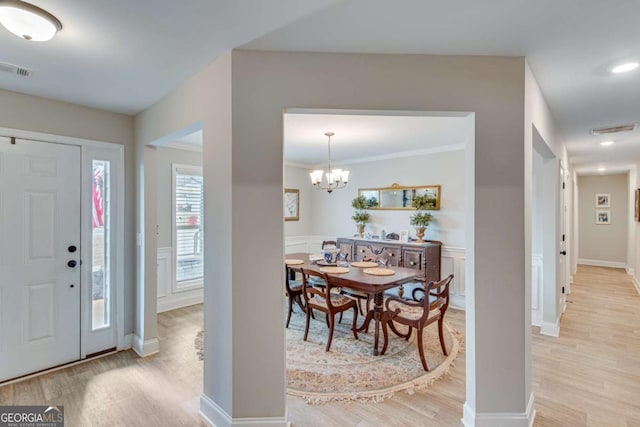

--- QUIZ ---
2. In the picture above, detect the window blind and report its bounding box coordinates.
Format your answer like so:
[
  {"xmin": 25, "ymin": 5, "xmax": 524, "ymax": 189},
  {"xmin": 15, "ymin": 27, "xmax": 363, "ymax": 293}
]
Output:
[{"xmin": 175, "ymin": 167, "xmax": 204, "ymax": 285}]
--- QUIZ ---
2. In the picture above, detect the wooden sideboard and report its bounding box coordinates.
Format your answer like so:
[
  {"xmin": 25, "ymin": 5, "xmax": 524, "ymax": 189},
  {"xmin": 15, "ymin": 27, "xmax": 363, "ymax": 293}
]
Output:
[{"xmin": 336, "ymin": 237, "xmax": 442, "ymax": 285}]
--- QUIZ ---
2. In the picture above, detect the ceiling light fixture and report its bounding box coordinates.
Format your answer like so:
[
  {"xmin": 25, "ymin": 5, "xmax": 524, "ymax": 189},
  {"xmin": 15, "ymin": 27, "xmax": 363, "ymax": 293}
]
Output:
[
  {"xmin": 611, "ymin": 62, "xmax": 639, "ymax": 74},
  {"xmin": 310, "ymin": 132, "xmax": 349, "ymax": 194},
  {"xmin": 0, "ymin": 0, "xmax": 62, "ymax": 41},
  {"xmin": 599, "ymin": 140, "xmax": 615, "ymax": 146}
]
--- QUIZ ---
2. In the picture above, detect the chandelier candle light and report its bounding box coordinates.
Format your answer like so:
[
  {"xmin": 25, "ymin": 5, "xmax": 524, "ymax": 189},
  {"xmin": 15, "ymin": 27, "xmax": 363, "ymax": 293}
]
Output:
[{"xmin": 310, "ymin": 132, "xmax": 350, "ymax": 193}]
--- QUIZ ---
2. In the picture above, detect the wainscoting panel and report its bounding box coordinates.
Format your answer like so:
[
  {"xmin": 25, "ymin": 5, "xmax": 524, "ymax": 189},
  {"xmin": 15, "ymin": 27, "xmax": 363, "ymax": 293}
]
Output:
[
  {"xmin": 157, "ymin": 247, "xmax": 203, "ymax": 313},
  {"xmin": 531, "ymin": 254, "xmax": 543, "ymax": 327}
]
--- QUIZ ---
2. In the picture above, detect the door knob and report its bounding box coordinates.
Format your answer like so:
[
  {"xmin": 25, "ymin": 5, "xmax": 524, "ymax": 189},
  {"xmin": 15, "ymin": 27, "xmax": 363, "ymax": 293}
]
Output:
[
  {"xmin": 560, "ymin": 250, "xmax": 567, "ymax": 256},
  {"xmin": 68, "ymin": 245, "xmax": 77, "ymax": 253},
  {"xmin": 67, "ymin": 260, "xmax": 77, "ymax": 268}
]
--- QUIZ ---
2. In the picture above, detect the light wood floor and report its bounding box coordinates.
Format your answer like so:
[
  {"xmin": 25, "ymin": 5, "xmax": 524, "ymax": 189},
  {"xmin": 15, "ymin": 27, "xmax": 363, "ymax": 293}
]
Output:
[{"xmin": 1, "ymin": 265, "xmax": 639, "ymax": 426}]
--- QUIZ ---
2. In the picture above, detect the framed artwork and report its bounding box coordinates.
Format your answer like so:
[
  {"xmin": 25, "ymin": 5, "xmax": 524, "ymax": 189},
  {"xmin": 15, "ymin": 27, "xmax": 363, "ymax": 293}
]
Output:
[
  {"xmin": 399, "ymin": 230, "xmax": 409, "ymax": 243},
  {"xmin": 636, "ymin": 189, "xmax": 640, "ymax": 222},
  {"xmin": 595, "ymin": 210, "xmax": 610, "ymax": 225},
  {"xmin": 595, "ymin": 193, "xmax": 610, "ymax": 208},
  {"xmin": 284, "ymin": 188, "xmax": 299, "ymax": 221}
]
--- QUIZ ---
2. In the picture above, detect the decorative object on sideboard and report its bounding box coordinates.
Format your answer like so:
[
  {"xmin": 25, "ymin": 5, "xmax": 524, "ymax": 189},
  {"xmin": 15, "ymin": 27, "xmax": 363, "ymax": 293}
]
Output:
[
  {"xmin": 309, "ymin": 132, "xmax": 350, "ymax": 193},
  {"xmin": 284, "ymin": 188, "xmax": 299, "ymax": 221},
  {"xmin": 410, "ymin": 194, "xmax": 434, "ymax": 243},
  {"xmin": 359, "ymin": 183, "xmax": 440, "ymax": 210},
  {"xmin": 351, "ymin": 195, "xmax": 371, "ymax": 238}
]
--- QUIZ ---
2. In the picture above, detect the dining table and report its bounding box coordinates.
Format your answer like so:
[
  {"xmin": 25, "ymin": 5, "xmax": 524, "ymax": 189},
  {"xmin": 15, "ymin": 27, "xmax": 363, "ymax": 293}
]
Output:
[{"xmin": 286, "ymin": 252, "xmax": 420, "ymax": 356}]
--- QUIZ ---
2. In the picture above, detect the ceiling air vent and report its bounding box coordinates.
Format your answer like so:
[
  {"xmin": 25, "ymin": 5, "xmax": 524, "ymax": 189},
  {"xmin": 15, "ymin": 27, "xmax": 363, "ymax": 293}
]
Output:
[
  {"xmin": 590, "ymin": 123, "xmax": 637, "ymax": 135},
  {"xmin": 0, "ymin": 61, "xmax": 33, "ymax": 78}
]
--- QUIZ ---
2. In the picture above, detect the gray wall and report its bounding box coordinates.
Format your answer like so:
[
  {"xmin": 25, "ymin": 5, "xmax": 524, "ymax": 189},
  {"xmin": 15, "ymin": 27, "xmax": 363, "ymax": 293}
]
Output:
[
  {"xmin": 135, "ymin": 50, "xmax": 531, "ymax": 421},
  {"xmin": 295, "ymin": 149, "xmax": 467, "ymax": 247},
  {"xmin": 578, "ymin": 173, "xmax": 628, "ymax": 263},
  {"xmin": 156, "ymin": 147, "xmax": 202, "ymax": 248},
  {"xmin": 0, "ymin": 88, "xmax": 136, "ymax": 335}
]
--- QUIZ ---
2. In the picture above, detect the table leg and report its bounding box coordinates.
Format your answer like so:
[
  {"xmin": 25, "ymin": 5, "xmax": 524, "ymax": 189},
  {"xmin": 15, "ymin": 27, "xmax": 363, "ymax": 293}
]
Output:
[{"xmin": 373, "ymin": 292, "xmax": 384, "ymax": 356}]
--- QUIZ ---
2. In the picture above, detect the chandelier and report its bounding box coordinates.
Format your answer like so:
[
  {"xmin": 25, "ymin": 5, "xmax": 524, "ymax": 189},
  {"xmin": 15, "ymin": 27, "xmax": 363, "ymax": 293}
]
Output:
[{"xmin": 309, "ymin": 132, "xmax": 350, "ymax": 193}]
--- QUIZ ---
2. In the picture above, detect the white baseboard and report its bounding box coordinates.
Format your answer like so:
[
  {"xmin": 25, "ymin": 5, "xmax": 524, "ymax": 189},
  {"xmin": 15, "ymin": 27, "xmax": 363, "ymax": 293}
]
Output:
[
  {"xmin": 578, "ymin": 258, "xmax": 626, "ymax": 269},
  {"xmin": 157, "ymin": 291, "xmax": 204, "ymax": 313},
  {"xmin": 200, "ymin": 395, "xmax": 289, "ymax": 427},
  {"xmin": 540, "ymin": 320, "xmax": 560, "ymax": 337},
  {"xmin": 569, "ymin": 275, "xmax": 574, "ymax": 284},
  {"xmin": 118, "ymin": 333, "xmax": 134, "ymax": 351},
  {"xmin": 132, "ymin": 335, "xmax": 160, "ymax": 357},
  {"xmin": 531, "ymin": 310, "xmax": 542, "ymax": 327},
  {"xmin": 626, "ymin": 267, "xmax": 635, "ymax": 276},
  {"xmin": 633, "ymin": 276, "xmax": 640, "ymax": 296},
  {"xmin": 462, "ymin": 393, "xmax": 536, "ymax": 427},
  {"xmin": 450, "ymin": 294, "xmax": 466, "ymax": 310}
]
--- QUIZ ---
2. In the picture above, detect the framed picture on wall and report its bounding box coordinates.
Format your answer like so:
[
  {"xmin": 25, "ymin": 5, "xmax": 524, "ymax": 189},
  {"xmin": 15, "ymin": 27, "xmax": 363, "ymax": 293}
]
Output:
[
  {"xmin": 284, "ymin": 188, "xmax": 299, "ymax": 221},
  {"xmin": 636, "ymin": 189, "xmax": 640, "ymax": 221},
  {"xmin": 595, "ymin": 193, "xmax": 610, "ymax": 208},
  {"xmin": 595, "ymin": 210, "xmax": 611, "ymax": 225}
]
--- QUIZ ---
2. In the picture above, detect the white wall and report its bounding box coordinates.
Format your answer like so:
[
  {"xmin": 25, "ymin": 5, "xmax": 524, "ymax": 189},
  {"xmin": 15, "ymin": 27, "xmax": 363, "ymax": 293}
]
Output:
[
  {"xmin": 0, "ymin": 88, "xmax": 136, "ymax": 335},
  {"xmin": 156, "ymin": 147, "xmax": 203, "ymax": 248},
  {"xmin": 525, "ymin": 61, "xmax": 569, "ymax": 381},
  {"xmin": 306, "ymin": 149, "xmax": 466, "ymax": 247},
  {"xmin": 284, "ymin": 165, "xmax": 313, "ymax": 236},
  {"xmin": 578, "ymin": 174, "xmax": 628, "ymax": 265}
]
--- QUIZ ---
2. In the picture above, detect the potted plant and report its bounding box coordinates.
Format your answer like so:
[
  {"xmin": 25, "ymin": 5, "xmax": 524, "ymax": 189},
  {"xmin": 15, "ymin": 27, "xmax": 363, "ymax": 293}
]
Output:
[
  {"xmin": 352, "ymin": 195, "xmax": 371, "ymax": 238},
  {"xmin": 410, "ymin": 194, "xmax": 435, "ymax": 243}
]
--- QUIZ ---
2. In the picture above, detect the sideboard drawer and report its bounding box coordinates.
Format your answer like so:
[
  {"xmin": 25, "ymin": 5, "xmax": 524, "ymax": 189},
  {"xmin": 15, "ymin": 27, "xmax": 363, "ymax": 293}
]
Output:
[
  {"xmin": 403, "ymin": 250, "xmax": 423, "ymax": 271},
  {"xmin": 355, "ymin": 243, "xmax": 400, "ymax": 266}
]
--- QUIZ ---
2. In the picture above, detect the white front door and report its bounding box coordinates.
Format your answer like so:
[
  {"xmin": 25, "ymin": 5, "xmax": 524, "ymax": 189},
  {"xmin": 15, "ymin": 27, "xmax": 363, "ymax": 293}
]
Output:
[{"xmin": 0, "ymin": 137, "xmax": 81, "ymax": 382}]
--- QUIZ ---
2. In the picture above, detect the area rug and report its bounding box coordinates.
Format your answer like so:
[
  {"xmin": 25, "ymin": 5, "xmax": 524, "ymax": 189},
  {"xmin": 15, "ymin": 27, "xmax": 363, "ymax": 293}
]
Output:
[{"xmin": 194, "ymin": 309, "xmax": 461, "ymax": 403}]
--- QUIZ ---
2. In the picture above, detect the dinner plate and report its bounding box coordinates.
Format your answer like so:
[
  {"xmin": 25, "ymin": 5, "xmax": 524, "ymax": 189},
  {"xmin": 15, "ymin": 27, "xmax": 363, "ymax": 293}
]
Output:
[
  {"xmin": 363, "ymin": 267, "xmax": 395, "ymax": 276},
  {"xmin": 285, "ymin": 259, "xmax": 304, "ymax": 265},
  {"xmin": 319, "ymin": 266, "xmax": 350, "ymax": 274},
  {"xmin": 351, "ymin": 261, "xmax": 379, "ymax": 268}
]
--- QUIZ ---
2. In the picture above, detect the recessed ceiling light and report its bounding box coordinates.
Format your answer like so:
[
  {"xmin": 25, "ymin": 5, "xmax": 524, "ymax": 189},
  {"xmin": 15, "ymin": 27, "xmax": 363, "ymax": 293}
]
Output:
[
  {"xmin": 611, "ymin": 62, "xmax": 639, "ymax": 74},
  {"xmin": 599, "ymin": 140, "xmax": 615, "ymax": 146},
  {"xmin": 597, "ymin": 167, "xmax": 607, "ymax": 172},
  {"xmin": 0, "ymin": 0, "xmax": 62, "ymax": 42}
]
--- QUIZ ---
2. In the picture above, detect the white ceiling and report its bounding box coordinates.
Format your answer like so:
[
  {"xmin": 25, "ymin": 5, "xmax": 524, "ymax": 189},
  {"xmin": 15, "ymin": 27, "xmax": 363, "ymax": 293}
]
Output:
[
  {"xmin": 284, "ymin": 112, "xmax": 469, "ymax": 166},
  {"xmin": 0, "ymin": 0, "xmax": 339, "ymax": 114},
  {"xmin": 1, "ymin": 0, "xmax": 639, "ymax": 174},
  {"xmin": 245, "ymin": 0, "xmax": 640, "ymax": 174}
]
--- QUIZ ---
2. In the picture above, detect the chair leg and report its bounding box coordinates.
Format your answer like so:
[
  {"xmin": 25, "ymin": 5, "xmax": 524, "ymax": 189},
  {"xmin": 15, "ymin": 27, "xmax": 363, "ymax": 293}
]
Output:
[
  {"xmin": 405, "ymin": 326, "xmax": 412, "ymax": 341},
  {"xmin": 286, "ymin": 296, "xmax": 293, "ymax": 328},
  {"xmin": 351, "ymin": 306, "xmax": 359, "ymax": 340},
  {"xmin": 388, "ymin": 320, "xmax": 410, "ymax": 339},
  {"xmin": 438, "ymin": 318, "xmax": 448, "ymax": 356},
  {"xmin": 325, "ymin": 313, "xmax": 330, "ymax": 328},
  {"xmin": 326, "ymin": 314, "xmax": 335, "ymax": 352},
  {"xmin": 338, "ymin": 311, "xmax": 343, "ymax": 324},
  {"xmin": 417, "ymin": 327, "xmax": 429, "ymax": 371},
  {"xmin": 356, "ymin": 298, "xmax": 364, "ymax": 316},
  {"xmin": 380, "ymin": 318, "xmax": 390, "ymax": 355},
  {"xmin": 303, "ymin": 308, "xmax": 311, "ymax": 341}
]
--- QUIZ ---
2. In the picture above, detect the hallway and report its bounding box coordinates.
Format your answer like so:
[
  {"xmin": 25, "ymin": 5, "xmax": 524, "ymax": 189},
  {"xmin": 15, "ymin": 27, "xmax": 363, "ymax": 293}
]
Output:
[{"xmin": 534, "ymin": 266, "xmax": 640, "ymax": 426}]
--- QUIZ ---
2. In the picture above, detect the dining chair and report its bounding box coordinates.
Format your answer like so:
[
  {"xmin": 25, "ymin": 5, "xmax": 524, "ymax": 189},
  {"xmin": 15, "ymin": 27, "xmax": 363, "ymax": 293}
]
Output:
[
  {"xmin": 300, "ymin": 268, "xmax": 359, "ymax": 351},
  {"xmin": 380, "ymin": 274, "xmax": 453, "ymax": 371},
  {"xmin": 285, "ymin": 265, "xmax": 306, "ymax": 328}
]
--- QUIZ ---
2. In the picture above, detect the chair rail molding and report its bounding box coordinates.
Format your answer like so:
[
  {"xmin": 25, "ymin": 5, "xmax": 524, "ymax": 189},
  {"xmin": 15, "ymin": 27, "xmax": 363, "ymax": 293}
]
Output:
[{"xmin": 157, "ymin": 246, "xmax": 203, "ymax": 313}]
